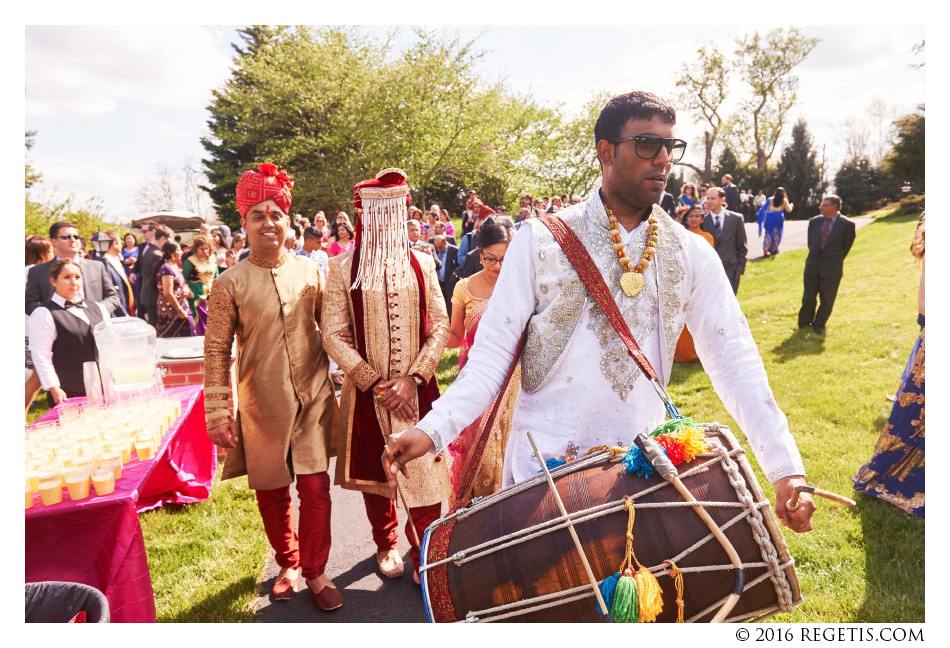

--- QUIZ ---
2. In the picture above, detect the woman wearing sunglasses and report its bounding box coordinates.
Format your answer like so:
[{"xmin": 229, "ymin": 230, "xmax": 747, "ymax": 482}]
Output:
[{"xmin": 444, "ymin": 215, "xmax": 519, "ymax": 506}]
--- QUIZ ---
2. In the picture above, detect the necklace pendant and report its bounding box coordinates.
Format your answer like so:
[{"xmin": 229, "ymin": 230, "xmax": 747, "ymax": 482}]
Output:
[{"xmin": 620, "ymin": 272, "xmax": 644, "ymax": 297}]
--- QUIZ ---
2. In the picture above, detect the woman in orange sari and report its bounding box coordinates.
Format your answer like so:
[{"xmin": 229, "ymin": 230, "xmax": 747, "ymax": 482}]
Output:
[
  {"xmin": 675, "ymin": 205, "xmax": 715, "ymax": 362},
  {"xmin": 445, "ymin": 216, "xmax": 519, "ymax": 507}
]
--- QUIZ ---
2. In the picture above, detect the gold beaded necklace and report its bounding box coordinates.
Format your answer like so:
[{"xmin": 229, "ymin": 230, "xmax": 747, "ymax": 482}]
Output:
[{"xmin": 606, "ymin": 206, "xmax": 659, "ymax": 297}]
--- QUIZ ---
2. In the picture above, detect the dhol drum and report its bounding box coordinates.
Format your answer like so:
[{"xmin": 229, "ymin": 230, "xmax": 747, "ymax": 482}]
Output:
[{"xmin": 420, "ymin": 423, "xmax": 802, "ymax": 623}]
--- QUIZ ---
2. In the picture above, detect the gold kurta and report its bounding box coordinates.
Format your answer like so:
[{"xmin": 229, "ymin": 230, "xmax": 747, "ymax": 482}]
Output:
[
  {"xmin": 203, "ymin": 250, "xmax": 337, "ymax": 490},
  {"xmin": 321, "ymin": 249, "xmax": 451, "ymax": 507}
]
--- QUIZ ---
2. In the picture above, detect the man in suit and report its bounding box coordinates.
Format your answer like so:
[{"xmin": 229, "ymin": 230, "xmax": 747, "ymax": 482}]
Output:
[
  {"xmin": 98, "ymin": 230, "xmax": 133, "ymax": 317},
  {"xmin": 798, "ymin": 195, "xmax": 856, "ymax": 336},
  {"xmin": 133, "ymin": 225, "xmax": 172, "ymax": 325},
  {"xmin": 721, "ymin": 174, "xmax": 740, "ymax": 212},
  {"xmin": 426, "ymin": 221, "xmax": 456, "ymax": 247},
  {"xmin": 659, "ymin": 190, "xmax": 677, "ymax": 218},
  {"xmin": 430, "ymin": 234, "xmax": 459, "ymax": 319},
  {"xmin": 26, "ymin": 221, "xmax": 121, "ymax": 316},
  {"xmin": 702, "ymin": 186, "xmax": 747, "ymax": 294}
]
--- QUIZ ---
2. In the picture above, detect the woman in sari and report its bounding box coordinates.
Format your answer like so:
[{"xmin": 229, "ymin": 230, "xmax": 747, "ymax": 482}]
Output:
[
  {"xmin": 155, "ymin": 241, "xmax": 196, "ymax": 338},
  {"xmin": 675, "ymin": 205, "xmax": 715, "ymax": 362},
  {"xmin": 445, "ymin": 216, "xmax": 518, "ymax": 506},
  {"xmin": 853, "ymin": 212, "xmax": 925, "ymax": 515},
  {"xmin": 757, "ymin": 187, "xmax": 793, "ymax": 256},
  {"xmin": 182, "ymin": 235, "xmax": 218, "ymax": 335}
]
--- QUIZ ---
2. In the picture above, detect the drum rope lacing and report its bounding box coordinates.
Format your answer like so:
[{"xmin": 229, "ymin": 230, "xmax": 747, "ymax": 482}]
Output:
[{"xmin": 441, "ymin": 436, "xmax": 796, "ymax": 623}]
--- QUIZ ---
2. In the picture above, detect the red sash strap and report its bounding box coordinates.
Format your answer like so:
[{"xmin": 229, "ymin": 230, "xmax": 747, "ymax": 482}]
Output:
[
  {"xmin": 537, "ymin": 214, "xmax": 662, "ymax": 383},
  {"xmin": 449, "ymin": 328, "xmax": 527, "ymax": 513}
]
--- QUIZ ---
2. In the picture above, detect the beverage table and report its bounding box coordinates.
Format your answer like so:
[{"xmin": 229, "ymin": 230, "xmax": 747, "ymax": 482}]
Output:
[{"xmin": 25, "ymin": 384, "xmax": 215, "ymax": 622}]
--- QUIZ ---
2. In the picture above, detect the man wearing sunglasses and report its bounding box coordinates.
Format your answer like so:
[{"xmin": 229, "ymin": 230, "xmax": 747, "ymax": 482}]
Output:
[
  {"xmin": 383, "ymin": 91, "xmax": 815, "ymax": 534},
  {"xmin": 26, "ymin": 221, "xmax": 121, "ymax": 316}
]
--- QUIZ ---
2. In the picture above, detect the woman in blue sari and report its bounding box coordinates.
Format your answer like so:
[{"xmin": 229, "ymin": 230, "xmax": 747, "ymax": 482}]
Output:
[
  {"xmin": 757, "ymin": 187, "xmax": 793, "ymax": 256},
  {"xmin": 853, "ymin": 212, "xmax": 925, "ymax": 515}
]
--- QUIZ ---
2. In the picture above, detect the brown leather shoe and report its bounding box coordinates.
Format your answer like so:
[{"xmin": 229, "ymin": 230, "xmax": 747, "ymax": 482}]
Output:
[
  {"xmin": 307, "ymin": 578, "xmax": 344, "ymax": 611},
  {"xmin": 377, "ymin": 549, "xmax": 405, "ymax": 579},
  {"xmin": 272, "ymin": 567, "xmax": 299, "ymax": 601}
]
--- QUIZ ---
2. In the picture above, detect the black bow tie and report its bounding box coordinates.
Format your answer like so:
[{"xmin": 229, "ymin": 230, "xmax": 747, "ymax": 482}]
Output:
[{"xmin": 64, "ymin": 299, "xmax": 85, "ymax": 309}]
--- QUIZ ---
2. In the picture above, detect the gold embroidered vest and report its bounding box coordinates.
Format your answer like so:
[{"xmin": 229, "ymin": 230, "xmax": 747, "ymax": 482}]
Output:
[{"xmin": 520, "ymin": 192, "xmax": 693, "ymax": 398}]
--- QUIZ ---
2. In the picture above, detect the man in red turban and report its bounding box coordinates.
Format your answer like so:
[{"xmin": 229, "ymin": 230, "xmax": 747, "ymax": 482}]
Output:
[
  {"xmin": 321, "ymin": 168, "xmax": 451, "ymax": 585},
  {"xmin": 204, "ymin": 162, "xmax": 344, "ymax": 610}
]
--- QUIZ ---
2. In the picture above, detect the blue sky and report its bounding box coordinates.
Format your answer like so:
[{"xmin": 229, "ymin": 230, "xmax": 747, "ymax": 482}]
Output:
[{"xmin": 24, "ymin": 24, "xmax": 925, "ymax": 222}]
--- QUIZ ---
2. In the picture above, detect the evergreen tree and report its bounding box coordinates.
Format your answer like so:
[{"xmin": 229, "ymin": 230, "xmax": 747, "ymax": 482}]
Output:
[
  {"xmin": 883, "ymin": 108, "xmax": 924, "ymax": 189},
  {"xmin": 833, "ymin": 157, "xmax": 901, "ymax": 215},
  {"xmin": 776, "ymin": 119, "xmax": 827, "ymax": 219}
]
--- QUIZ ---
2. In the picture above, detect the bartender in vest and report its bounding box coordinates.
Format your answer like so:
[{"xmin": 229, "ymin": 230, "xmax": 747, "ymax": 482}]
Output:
[{"xmin": 28, "ymin": 260, "xmax": 109, "ymax": 407}]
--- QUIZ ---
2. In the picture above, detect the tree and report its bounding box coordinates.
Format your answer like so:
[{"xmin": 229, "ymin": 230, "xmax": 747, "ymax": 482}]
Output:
[
  {"xmin": 883, "ymin": 108, "xmax": 924, "ymax": 187},
  {"xmin": 730, "ymin": 28, "xmax": 819, "ymax": 170},
  {"xmin": 838, "ymin": 98, "xmax": 899, "ymax": 167},
  {"xmin": 25, "ymin": 131, "xmax": 41, "ymax": 189},
  {"xmin": 775, "ymin": 120, "xmax": 827, "ymax": 219},
  {"xmin": 201, "ymin": 27, "xmax": 564, "ymax": 229},
  {"xmin": 675, "ymin": 45, "xmax": 729, "ymax": 182},
  {"xmin": 833, "ymin": 157, "xmax": 901, "ymax": 215},
  {"xmin": 713, "ymin": 145, "xmax": 744, "ymax": 189},
  {"xmin": 525, "ymin": 91, "xmax": 609, "ymax": 202},
  {"xmin": 136, "ymin": 159, "xmax": 212, "ymax": 218}
]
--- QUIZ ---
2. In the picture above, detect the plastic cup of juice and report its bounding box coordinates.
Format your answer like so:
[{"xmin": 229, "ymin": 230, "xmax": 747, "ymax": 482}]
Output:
[
  {"xmin": 134, "ymin": 436, "xmax": 155, "ymax": 461},
  {"xmin": 101, "ymin": 452, "xmax": 122, "ymax": 479},
  {"xmin": 37, "ymin": 470, "xmax": 64, "ymax": 506},
  {"xmin": 25, "ymin": 478, "xmax": 34, "ymax": 509},
  {"xmin": 65, "ymin": 465, "xmax": 92, "ymax": 501},
  {"xmin": 91, "ymin": 467, "xmax": 116, "ymax": 496}
]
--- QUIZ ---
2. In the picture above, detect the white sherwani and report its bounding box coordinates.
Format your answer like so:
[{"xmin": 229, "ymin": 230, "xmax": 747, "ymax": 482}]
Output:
[{"xmin": 417, "ymin": 189, "xmax": 805, "ymax": 487}]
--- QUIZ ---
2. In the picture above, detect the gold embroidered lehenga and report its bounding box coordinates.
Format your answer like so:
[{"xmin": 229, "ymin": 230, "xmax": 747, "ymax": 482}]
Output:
[{"xmin": 447, "ymin": 277, "xmax": 520, "ymax": 507}]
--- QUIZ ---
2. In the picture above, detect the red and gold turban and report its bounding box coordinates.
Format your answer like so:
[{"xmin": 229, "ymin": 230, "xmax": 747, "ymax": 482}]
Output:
[{"xmin": 235, "ymin": 162, "xmax": 294, "ymax": 217}]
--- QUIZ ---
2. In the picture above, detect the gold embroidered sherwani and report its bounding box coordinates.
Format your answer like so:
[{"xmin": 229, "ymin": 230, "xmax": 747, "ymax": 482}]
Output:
[
  {"xmin": 203, "ymin": 250, "xmax": 337, "ymax": 490},
  {"xmin": 321, "ymin": 248, "xmax": 451, "ymax": 507}
]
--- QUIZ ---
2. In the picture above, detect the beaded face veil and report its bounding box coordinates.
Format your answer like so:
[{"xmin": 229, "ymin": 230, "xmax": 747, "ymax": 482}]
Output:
[{"xmin": 351, "ymin": 168, "xmax": 413, "ymax": 292}]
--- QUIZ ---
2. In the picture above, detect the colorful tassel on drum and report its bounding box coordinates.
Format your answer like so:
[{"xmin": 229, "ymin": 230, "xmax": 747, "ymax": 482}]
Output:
[
  {"xmin": 602, "ymin": 499, "xmax": 665, "ymax": 623},
  {"xmin": 610, "ymin": 569, "xmax": 640, "ymax": 622},
  {"xmin": 621, "ymin": 418, "xmax": 709, "ymax": 478},
  {"xmin": 633, "ymin": 566, "xmax": 664, "ymax": 623},
  {"xmin": 596, "ymin": 572, "xmax": 621, "ymax": 615}
]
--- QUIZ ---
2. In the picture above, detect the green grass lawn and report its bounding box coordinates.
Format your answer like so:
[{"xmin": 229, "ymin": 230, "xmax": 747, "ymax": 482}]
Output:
[
  {"xmin": 667, "ymin": 203, "xmax": 924, "ymax": 622},
  {"xmin": 28, "ymin": 201, "xmax": 923, "ymax": 622}
]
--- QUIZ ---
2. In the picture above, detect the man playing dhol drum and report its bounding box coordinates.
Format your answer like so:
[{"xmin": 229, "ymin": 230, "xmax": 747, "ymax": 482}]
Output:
[{"xmin": 383, "ymin": 91, "xmax": 815, "ymax": 533}]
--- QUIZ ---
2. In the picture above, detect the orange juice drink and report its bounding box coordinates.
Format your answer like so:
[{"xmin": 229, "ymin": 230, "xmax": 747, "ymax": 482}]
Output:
[
  {"xmin": 101, "ymin": 452, "xmax": 122, "ymax": 479},
  {"xmin": 37, "ymin": 471, "xmax": 63, "ymax": 506},
  {"xmin": 134, "ymin": 438, "xmax": 155, "ymax": 461},
  {"xmin": 65, "ymin": 467, "xmax": 92, "ymax": 501},
  {"xmin": 25, "ymin": 479, "xmax": 34, "ymax": 509},
  {"xmin": 92, "ymin": 468, "xmax": 115, "ymax": 496}
]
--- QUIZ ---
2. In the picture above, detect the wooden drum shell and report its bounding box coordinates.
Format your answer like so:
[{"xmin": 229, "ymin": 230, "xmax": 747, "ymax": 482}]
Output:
[{"xmin": 421, "ymin": 424, "xmax": 802, "ymax": 623}]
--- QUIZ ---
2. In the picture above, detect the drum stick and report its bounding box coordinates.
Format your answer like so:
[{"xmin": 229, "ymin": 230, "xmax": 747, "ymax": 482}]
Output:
[
  {"xmin": 634, "ymin": 434, "xmax": 743, "ymax": 623},
  {"xmin": 786, "ymin": 485, "xmax": 857, "ymax": 511},
  {"xmin": 526, "ymin": 432, "xmax": 612, "ymax": 622},
  {"xmin": 378, "ymin": 414, "xmax": 422, "ymax": 549}
]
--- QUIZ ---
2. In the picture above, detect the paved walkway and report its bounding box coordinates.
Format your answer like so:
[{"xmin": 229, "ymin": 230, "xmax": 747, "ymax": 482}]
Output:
[
  {"xmin": 251, "ymin": 457, "xmax": 427, "ymax": 623},
  {"xmin": 744, "ymin": 217, "xmax": 871, "ymax": 260}
]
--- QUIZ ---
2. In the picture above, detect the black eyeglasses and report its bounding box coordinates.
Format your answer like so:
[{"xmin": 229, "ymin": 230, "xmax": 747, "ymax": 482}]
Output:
[
  {"xmin": 607, "ymin": 135, "xmax": 687, "ymax": 162},
  {"xmin": 58, "ymin": 234, "xmax": 81, "ymax": 241},
  {"xmin": 480, "ymin": 252, "xmax": 504, "ymax": 267}
]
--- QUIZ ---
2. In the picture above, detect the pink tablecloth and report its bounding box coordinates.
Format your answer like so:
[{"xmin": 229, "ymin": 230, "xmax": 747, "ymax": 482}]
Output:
[{"xmin": 25, "ymin": 385, "xmax": 215, "ymax": 622}]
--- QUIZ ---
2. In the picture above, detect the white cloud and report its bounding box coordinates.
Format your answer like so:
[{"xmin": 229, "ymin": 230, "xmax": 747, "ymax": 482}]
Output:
[{"xmin": 26, "ymin": 26, "xmax": 232, "ymax": 118}]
